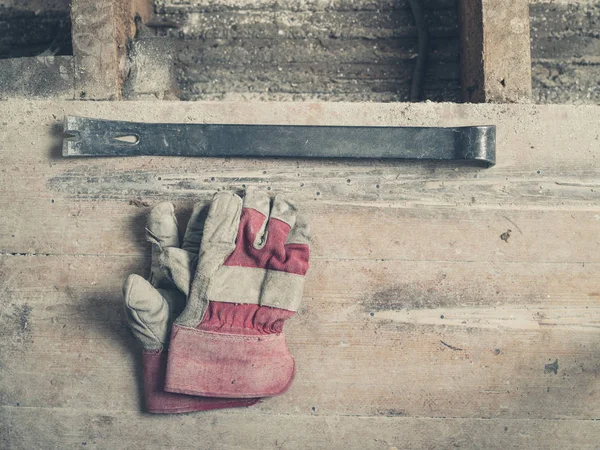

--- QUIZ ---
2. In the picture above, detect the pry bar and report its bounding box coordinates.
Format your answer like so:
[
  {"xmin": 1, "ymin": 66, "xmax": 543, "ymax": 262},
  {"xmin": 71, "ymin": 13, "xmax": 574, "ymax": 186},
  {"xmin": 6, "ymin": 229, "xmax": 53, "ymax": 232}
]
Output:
[{"xmin": 63, "ymin": 116, "xmax": 496, "ymax": 167}]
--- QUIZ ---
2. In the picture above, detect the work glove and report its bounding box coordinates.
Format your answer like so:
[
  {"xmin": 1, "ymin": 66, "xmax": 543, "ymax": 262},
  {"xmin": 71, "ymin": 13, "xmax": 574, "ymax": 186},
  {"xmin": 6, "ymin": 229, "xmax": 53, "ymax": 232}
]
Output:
[
  {"xmin": 123, "ymin": 202, "xmax": 260, "ymax": 413},
  {"xmin": 163, "ymin": 189, "xmax": 311, "ymax": 398}
]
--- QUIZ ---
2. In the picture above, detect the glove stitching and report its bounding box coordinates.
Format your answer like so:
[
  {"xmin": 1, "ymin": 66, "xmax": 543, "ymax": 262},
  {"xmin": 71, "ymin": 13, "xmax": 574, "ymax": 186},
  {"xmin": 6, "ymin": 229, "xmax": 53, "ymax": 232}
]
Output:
[{"xmin": 173, "ymin": 324, "xmax": 284, "ymax": 343}]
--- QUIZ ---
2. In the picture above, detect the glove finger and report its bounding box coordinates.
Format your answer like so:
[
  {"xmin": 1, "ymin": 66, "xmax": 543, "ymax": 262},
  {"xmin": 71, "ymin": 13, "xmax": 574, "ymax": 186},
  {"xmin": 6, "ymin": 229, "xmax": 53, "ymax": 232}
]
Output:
[
  {"xmin": 158, "ymin": 247, "xmax": 198, "ymax": 297},
  {"xmin": 285, "ymin": 212, "xmax": 311, "ymax": 246},
  {"xmin": 147, "ymin": 202, "xmax": 180, "ymax": 288},
  {"xmin": 178, "ymin": 192, "xmax": 242, "ymax": 327},
  {"xmin": 203, "ymin": 191, "xmax": 243, "ymax": 246},
  {"xmin": 123, "ymin": 274, "xmax": 171, "ymax": 350},
  {"xmin": 267, "ymin": 194, "xmax": 297, "ymax": 247},
  {"xmin": 146, "ymin": 202, "xmax": 180, "ymax": 249},
  {"xmin": 182, "ymin": 202, "xmax": 210, "ymax": 254},
  {"xmin": 283, "ymin": 212, "xmax": 311, "ymax": 275},
  {"xmin": 241, "ymin": 188, "xmax": 271, "ymax": 248}
]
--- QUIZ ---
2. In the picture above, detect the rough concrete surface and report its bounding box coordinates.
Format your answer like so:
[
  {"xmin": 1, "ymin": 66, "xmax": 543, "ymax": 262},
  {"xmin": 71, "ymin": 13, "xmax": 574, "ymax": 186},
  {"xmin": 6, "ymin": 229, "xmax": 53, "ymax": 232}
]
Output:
[
  {"xmin": 152, "ymin": 0, "xmax": 599, "ymax": 103},
  {"xmin": 0, "ymin": 0, "xmax": 598, "ymax": 103},
  {"xmin": 0, "ymin": 1, "xmax": 71, "ymax": 58},
  {"xmin": 530, "ymin": 1, "xmax": 600, "ymax": 104},
  {"xmin": 153, "ymin": 0, "xmax": 461, "ymax": 102},
  {"xmin": 123, "ymin": 37, "xmax": 179, "ymax": 99},
  {"xmin": 0, "ymin": 55, "xmax": 74, "ymax": 99}
]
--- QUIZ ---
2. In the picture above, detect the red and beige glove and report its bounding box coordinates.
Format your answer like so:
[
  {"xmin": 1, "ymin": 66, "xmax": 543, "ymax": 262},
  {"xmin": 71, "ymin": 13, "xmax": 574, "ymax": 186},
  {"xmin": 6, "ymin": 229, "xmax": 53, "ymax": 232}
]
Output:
[
  {"xmin": 163, "ymin": 190, "xmax": 311, "ymax": 398},
  {"xmin": 123, "ymin": 202, "xmax": 260, "ymax": 413}
]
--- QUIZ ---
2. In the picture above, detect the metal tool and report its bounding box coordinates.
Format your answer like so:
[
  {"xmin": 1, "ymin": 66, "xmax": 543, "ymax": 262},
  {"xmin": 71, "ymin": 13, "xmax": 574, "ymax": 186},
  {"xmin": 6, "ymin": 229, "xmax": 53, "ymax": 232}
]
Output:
[{"xmin": 63, "ymin": 116, "xmax": 496, "ymax": 167}]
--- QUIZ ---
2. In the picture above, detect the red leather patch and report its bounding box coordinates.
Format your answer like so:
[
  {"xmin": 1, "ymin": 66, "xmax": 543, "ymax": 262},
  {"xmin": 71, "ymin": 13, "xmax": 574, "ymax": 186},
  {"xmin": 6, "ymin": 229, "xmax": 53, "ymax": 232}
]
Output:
[{"xmin": 224, "ymin": 208, "xmax": 309, "ymax": 275}]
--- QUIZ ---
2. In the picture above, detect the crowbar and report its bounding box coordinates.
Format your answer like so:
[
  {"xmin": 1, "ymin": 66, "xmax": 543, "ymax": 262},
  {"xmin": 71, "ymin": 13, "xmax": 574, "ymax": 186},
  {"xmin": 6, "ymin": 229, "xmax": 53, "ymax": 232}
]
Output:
[{"xmin": 62, "ymin": 116, "xmax": 496, "ymax": 167}]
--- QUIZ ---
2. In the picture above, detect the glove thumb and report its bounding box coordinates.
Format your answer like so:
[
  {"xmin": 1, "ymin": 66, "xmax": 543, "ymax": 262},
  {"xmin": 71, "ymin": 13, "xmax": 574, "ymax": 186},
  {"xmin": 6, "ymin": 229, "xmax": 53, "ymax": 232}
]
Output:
[{"xmin": 123, "ymin": 274, "xmax": 184, "ymax": 350}]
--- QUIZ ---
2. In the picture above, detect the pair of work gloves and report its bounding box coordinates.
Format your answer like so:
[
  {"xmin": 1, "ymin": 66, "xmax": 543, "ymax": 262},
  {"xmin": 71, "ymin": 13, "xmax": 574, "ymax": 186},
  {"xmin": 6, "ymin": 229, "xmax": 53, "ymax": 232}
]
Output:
[{"xmin": 123, "ymin": 190, "xmax": 311, "ymax": 413}]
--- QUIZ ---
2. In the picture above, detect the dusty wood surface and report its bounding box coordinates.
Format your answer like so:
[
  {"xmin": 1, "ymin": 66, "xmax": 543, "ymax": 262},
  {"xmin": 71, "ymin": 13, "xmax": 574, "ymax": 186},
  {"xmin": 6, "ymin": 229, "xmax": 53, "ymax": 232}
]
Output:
[
  {"xmin": 70, "ymin": 0, "xmax": 155, "ymax": 100},
  {"xmin": 70, "ymin": 0, "xmax": 122, "ymax": 100},
  {"xmin": 459, "ymin": 0, "xmax": 532, "ymax": 103},
  {"xmin": 1, "ymin": 101, "xmax": 599, "ymax": 449}
]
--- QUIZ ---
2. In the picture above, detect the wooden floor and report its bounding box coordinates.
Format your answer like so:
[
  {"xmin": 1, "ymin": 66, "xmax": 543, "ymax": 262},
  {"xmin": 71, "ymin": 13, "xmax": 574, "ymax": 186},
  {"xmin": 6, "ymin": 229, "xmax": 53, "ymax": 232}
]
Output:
[{"xmin": 0, "ymin": 101, "xmax": 599, "ymax": 449}]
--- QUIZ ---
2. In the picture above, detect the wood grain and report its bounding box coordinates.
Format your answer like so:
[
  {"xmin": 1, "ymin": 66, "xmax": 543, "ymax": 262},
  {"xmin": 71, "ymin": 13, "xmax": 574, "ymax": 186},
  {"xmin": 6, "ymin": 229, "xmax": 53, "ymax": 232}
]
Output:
[
  {"xmin": 0, "ymin": 101, "xmax": 599, "ymax": 449},
  {"xmin": 459, "ymin": 0, "xmax": 532, "ymax": 103},
  {"xmin": 70, "ymin": 0, "xmax": 122, "ymax": 100},
  {"xmin": 2, "ymin": 407, "xmax": 600, "ymax": 450}
]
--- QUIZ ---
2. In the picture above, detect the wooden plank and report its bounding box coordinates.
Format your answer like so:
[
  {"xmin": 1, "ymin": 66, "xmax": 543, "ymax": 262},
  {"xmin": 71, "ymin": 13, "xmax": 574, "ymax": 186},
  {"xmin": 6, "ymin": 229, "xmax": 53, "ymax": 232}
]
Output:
[
  {"xmin": 533, "ymin": 61, "xmax": 600, "ymax": 104},
  {"xmin": 175, "ymin": 38, "xmax": 460, "ymax": 66},
  {"xmin": 0, "ymin": 102, "xmax": 599, "ymax": 257},
  {"xmin": 2, "ymin": 407, "xmax": 599, "ymax": 450},
  {"xmin": 70, "ymin": 0, "xmax": 122, "ymax": 100},
  {"xmin": 0, "ymin": 5, "xmax": 71, "ymax": 59},
  {"xmin": 0, "ymin": 101, "xmax": 599, "ymax": 448},
  {"xmin": 1, "ymin": 254, "xmax": 599, "ymax": 419},
  {"xmin": 1, "ymin": 197, "xmax": 599, "ymax": 262},
  {"xmin": 0, "ymin": 0, "xmax": 69, "ymax": 11},
  {"xmin": 0, "ymin": 101, "xmax": 598, "ymax": 169},
  {"xmin": 70, "ymin": 0, "xmax": 154, "ymax": 100},
  {"xmin": 0, "ymin": 103, "xmax": 599, "ymax": 261},
  {"xmin": 123, "ymin": 37, "xmax": 179, "ymax": 100},
  {"xmin": 459, "ymin": 0, "xmax": 532, "ymax": 103}
]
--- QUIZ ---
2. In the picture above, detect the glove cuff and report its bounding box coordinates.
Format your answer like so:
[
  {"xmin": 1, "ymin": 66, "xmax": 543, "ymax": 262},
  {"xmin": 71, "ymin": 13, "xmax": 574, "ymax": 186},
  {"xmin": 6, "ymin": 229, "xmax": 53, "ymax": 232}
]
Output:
[
  {"xmin": 164, "ymin": 323, "xmax": 296, "ymax": 398},
  {"xmin": 142, "ymin": 350, "xmax": 260, "ymax": 413}
]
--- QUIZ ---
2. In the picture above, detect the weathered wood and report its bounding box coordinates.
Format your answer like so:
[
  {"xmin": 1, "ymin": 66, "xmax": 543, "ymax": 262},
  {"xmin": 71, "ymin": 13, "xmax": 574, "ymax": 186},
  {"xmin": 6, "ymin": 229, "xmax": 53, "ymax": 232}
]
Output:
[
  {"xmin": 175, "ymin": 38, "xmax": 460, "ymax": 65},
  {"xmin": 1, "ymin": 197, "xmax": 599, "ymax": 261},
  {"xmin": 4, "ymin": 408, "xmax": 599, "ymax": 450},
  {"xmin": 0, "ymin": 101, "xmax": 599, "ymax": 448},
  {"xmin": 0, "ymin": 0, "xmax": 69, "ymax": 10},
  {"xmin": 70, "ymin": 0, "xmax": 122, "ymax": 100},
  {"xmin": 459, "ymin": 0, "xmax": 532, "ymax": 103},
  {"xmin": 70, "ymin": 0, "xmax": 154, "ymax": 100},
  {"xmin": 1, "ymin": 253, "xmax": 599, "ymax": 416}
]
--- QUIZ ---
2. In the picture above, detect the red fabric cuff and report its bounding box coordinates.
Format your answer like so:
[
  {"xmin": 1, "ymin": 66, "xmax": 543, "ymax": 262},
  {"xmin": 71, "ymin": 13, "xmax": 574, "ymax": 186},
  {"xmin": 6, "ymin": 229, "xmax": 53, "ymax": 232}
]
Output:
[
  {"xmin": 142, "ymin": 350, "xmax": 260, "ymax": 413},
  {"xmin": 164, "ymin": 323, "xmax": 296, "ymax": 398}
]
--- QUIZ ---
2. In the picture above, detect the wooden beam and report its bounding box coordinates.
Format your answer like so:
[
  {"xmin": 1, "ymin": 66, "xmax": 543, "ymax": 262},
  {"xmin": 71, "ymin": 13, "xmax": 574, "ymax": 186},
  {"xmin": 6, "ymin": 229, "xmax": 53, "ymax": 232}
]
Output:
[
  {"xmin": 459, "ymin": 0, "xmax": 532, "ymax": 103},
  {"xmin": 70, "ymin": 0, "xmax": 154, "ymax": 100}
]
